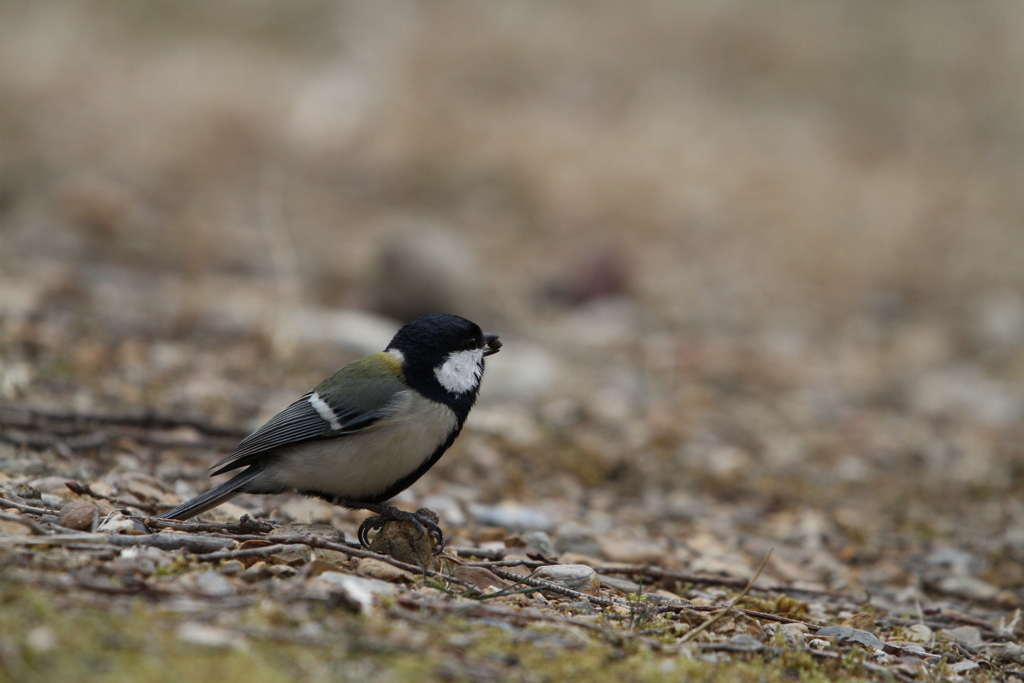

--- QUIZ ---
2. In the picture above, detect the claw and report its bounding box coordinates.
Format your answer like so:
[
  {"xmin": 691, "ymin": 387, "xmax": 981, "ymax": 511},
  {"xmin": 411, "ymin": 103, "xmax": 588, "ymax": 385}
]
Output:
[{"xmin": 354, "ymin": 508, "xmax": 445, "ymax": 553}]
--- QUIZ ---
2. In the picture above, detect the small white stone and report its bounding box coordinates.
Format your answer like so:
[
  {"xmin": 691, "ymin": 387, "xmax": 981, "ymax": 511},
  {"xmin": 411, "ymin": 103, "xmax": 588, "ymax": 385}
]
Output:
[
  {"xmin": 25, "ymin": 626, "xmax": 57, "ymax": 653},
  {"xmin": 176, "ymin": 622, "xmax": 246, "ymax": 650}
]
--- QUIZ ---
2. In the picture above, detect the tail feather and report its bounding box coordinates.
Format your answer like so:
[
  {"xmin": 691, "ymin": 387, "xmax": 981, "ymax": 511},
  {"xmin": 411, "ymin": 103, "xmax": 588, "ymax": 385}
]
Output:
[{"xmin": 158, "ymin": 468, "xmax": 261, "ymax": 520}]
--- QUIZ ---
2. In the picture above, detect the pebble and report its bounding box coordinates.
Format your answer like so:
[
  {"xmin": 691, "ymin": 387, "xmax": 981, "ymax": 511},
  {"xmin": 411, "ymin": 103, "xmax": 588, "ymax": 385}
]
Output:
[
  {"xmin": 369, "ymin": 221, "xmax": 484, "ymax": 322},
  {"xmin": 240, "ymin": 562, "xmax": 269, "ymax": 583},
  {"xmin": 903, "ymin": 624, "xmax": 933, "ymax": 644},
  {"xmin": 553, "ymin": 522, "xmax": 601, "ymax": 557},
  {"xmin": 269, "ymin": 544, "xmax": 314, "ymax": 566},
  {"xmin": 453, "ymin": 566, "xmax": 509, "ymax": 591},
  {"xmin": 192, "ymin": 571, "xmax": 236, "ymax": 597},
  {"xmin": 992, "ymin": 643, "xmax": 1024, "ymax": 665},
  {"xmin": 56, "ymin": 501, "xmax": 99, "ymax": 531},
  {"xmin": 95, "ymin": 511, "xmax": 148, "ymax": 534},
  {"xmin": 176, "ymin": 622, "xmax": 246, "ymax": 650},
  {"xmin": 275, "ymin": 522, "xmax": 346, "ymax": 543},
  {"xmin": 312, "ymin": 548, "xmax": 350, "ymax": 565},
  {"xmin": 25, "ymin": 626, "xmax": 57, "ymax": 654},
  {"xmin": 935, "ymin": 576, "xmax": 999, "ymax": 601},
  {"xmin": 599, "ymin": 575, "xmax": 642, "ymax": 595},
  {"xmin": 478, "ymin": 345, "xmax": 560, "ymax": 403},
  {"xmin": 942, "ymin": 626, "xmax": 983, "ymax": 649},
  {"xmin": 357, "ymin": 558, "xmax": 416, "ymax": 583},
  {"xmin": 599, "ymin": 538, "xmax": 665, "ymax": 564},
  {"xmin": 315, "ymin": 572, "xmax": 397, "ymax": 613},
  {"xmin": 302, "ymin": 559, "xmax": 338, "ymax": 577},
  {"xmin": 523, "ymin": 531, "xmax": 557, "ymax": 558},
  {"xmin": 468, "ymin": 502, "xmax": 553, "ymax": 532},
  {"xmin": 267, "ymin": 565, "xmax": 297, "ymax": 578},
  {"xmin": 840, "ymin": 611, "xmax": 876, "ymax": 631},
  {"xmin": 26, "ymin": 476, "xmax": 72, "ymax": 495},
  {"xmin": 220, "ymin": 560, "xmax": 245, "ymax": 576},
  {"xmin": 271, "ymin": 307, "xmax": 397, "ymax": 357},
  {"xmin": 950, "ymin": 660, "xmax": 980, "ymax": 674},
  {"xmin": 533, "ymin": 564, "xmax": 600, "ymax": 595}
]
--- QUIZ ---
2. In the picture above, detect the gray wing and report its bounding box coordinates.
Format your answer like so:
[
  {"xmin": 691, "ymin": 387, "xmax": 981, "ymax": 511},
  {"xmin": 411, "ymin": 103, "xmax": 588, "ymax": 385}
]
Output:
[{"xmin": 209, "ymin": 390, "xmax": 388, "ymax": 476}]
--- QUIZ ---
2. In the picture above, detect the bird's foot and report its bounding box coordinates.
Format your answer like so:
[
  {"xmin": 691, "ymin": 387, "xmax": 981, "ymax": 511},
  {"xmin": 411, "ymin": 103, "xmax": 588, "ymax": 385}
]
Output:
[{"xmin": 357, "ymin": 505, "xmax": 444, "ymax": 554}]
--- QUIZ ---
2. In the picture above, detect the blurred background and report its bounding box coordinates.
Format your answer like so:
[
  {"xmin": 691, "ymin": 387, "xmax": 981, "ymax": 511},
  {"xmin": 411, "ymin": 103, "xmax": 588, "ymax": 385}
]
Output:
[{"xmin": 3, "ymin": 1, "xmax": 1024, "ymax": 593}]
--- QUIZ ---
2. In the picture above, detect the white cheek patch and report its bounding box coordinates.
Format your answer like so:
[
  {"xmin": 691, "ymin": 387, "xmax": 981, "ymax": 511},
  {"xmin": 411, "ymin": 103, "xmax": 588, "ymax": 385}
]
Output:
[{"xmin": 434, "ymin": 348, "xmax": 484, "ymax": 394}]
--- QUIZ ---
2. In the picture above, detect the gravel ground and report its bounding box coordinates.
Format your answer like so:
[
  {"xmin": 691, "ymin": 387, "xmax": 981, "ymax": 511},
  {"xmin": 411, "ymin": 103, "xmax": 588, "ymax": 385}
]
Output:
[{"xmin": 3, "ymin": 3, "xmax": 1024, "ymax": 681}]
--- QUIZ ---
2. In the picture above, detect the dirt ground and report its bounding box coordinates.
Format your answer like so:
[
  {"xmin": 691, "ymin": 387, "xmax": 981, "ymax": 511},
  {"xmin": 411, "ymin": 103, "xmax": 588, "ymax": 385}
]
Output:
[{"xmin": 3, "ymin": 2, "xmax": 1024, "ymax": 681}]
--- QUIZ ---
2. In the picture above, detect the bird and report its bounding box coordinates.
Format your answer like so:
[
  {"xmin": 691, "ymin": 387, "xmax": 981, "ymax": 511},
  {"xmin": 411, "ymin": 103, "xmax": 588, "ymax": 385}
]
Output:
[{"xmin": 158, "ymin": 313, "xmax": 501, "ymax": 550}]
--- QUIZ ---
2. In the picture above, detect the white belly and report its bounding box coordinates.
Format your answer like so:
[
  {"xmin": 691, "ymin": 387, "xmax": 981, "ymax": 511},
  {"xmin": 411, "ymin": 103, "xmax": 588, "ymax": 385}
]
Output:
[{"xmin": 247, "ymin": 390, "xmax": 458, "ymax": 500}]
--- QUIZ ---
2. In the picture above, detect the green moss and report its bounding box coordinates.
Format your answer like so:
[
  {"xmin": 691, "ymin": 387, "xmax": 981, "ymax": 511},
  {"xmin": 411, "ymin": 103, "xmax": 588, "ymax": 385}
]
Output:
[{"xmin": 0, "ymin": 578, "xmax": 876, "ymax": 683}]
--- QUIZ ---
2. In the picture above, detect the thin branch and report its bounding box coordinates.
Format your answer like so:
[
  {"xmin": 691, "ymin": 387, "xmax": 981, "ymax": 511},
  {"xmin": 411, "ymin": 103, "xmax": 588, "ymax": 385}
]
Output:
[
  {"xmin": 0, "ymin": 496, "xmax": 55, "ymax": 515},
  {"xmin": 144, "ymin": 515, "xmax": 277, "ymax": 535},
  {"xmin": 0, "ymin": 511, "xmax": 49, "ymax": 535},
  {"xmin": 195, "ymin": 543, "xmax": 310, "ymax": 563}
]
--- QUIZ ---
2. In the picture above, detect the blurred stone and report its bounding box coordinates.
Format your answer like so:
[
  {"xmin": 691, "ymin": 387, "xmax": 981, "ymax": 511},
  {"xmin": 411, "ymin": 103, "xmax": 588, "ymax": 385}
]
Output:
[
  {"xmin": 267, "ymin": 564, "xmax": 297, "ymax": 577},
  {"xmin": 57, "ymin": 501, "xmax": 99, "ymax": 531},
  {"xmin": 554, "ymin": 522, "xmax": 601, "ymax": 557},
  {"xmin": 220, "ymin": 560, "xmax": 245, "ymax": 576},
  {"xmin": 599, "ymin": 538, "xmax": 666, "ymax": 564},
  {"xmin": 533, "ymin": 564, "xmax": 600, "ymax": 595},
  {"xmin": 109, "ymin": 554, "xmax": 157, "ymax": 578},
  {"xmin": 370, "ymin": 221, "xmax": 483, "ymax": 322},
  {"xmin": 912, "ymin": 367, "xmax": 1024, "ymax": 428},
  {"xmin": 176, "ymin": 622, "xmax": 246, "ymax": 650},
  {"xmin": 27, "ymin": 477, "xmax": 73, "ymax": 495},
  {"xmin": 543, "ymin": 246, "xmax": 630, "ymax": 306},
  {"xmin": 976, "ymin": 292, "xmax": 1024, "ymax": 352},
  {"xmin": 950, "ymin": 660, "xmax": 980, "ymax": 674},
  {"xmin": 992, "ymin": 643, "xmax": 1024, "ymax": 665},
  {"xmin": 934, "ymin": 576, "xmax": 999, "ymax": 601},
  {"xmin": 599, "ymin": 575, "xmax": 642, "ymax": 595},
  {"xmin": 840, "ymin": 612, "xmax": 875, "ymax": 631},
  {"xmin": 96, "ymin": 511, "xmax": 148, "ymax": 534},
  {"xmin": 453, "ymin": 566, "xmax": 510, "ymax": 591},
  {"xmin": 815, "ymin": 626, "xmax": 885, "ymax": 652},
  {"xmin": 468, "ymin": 405, "xmax": 542, "ymax": 446},
  {"xmin": 478, "ymin": 344, "xmax": 560, "ymax": 403},
  {"xmin": 271, "ymin": 307, "xmax": 397, "ymax": 357},
  {"xmin": 551, "ymin": 299, "xmax": 640, "ymax": 349},
  {"xmin": 269, "ymin": 544, "xmax": 314, "ymax": 566},
  {"xmin": 357, "ymin": 558, "xmax": 416, "ymax": 583},
  {"xmin": 315, "ymin": 572, "xmax": 396, "ymax": 613},
  {"xmin": 192, "ymin": 571, "xmax": 236, "ymax": 597},
  {"xmin": 942, "ymin": 626, "xmax": 983, "ymax": 649},
  {"xmin": 476, "ymin": 527, "xmax": 508, "ymax": 544},
  {"xmin": 276, "ymin": 498, "xmax": 337, "ymax": 524},
  {"xmin": 523, "ymin": 531, "xmax": 557, "ymax": 558},
  {"xmin": 469, "ymin": 502, "xmax": 553, "ymax": 532},
  {"xmin": 904, "ymin": 624, "xmax": 933, "ymax": 644},
  {"xmin": 240, "ymin": 562, "xmax": 270, "ymax": 583},
  {"xmin": 275, "ymin": 522, "xmax": 346, "ymax": 544},
  {"xmin": 25, "ymin": 626, "xmax": 57, "ymax": 654},
  {"xmin": 418, "ymin": 494, "xmax": 466, "ymax": 527}
]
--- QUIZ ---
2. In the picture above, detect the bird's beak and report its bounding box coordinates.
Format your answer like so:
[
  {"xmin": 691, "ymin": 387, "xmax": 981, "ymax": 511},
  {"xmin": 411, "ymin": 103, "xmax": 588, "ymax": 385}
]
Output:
[{"xmin": 483, "ymin": 333, "xmax": 502, "ymax": 356}]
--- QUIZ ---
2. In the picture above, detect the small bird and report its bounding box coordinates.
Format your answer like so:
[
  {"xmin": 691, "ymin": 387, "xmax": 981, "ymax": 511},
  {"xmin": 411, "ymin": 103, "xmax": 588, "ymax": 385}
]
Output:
[{"xmin": 159, "ymin": 313, "xmax": 501, "ymax": 549}]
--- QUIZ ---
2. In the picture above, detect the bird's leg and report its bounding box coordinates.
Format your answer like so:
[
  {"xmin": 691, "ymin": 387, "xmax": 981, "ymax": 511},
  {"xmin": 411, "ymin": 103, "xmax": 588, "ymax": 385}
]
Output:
[{"xmin": 333, "ymin": 499, "xmax": 444, "ymax": 553}]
